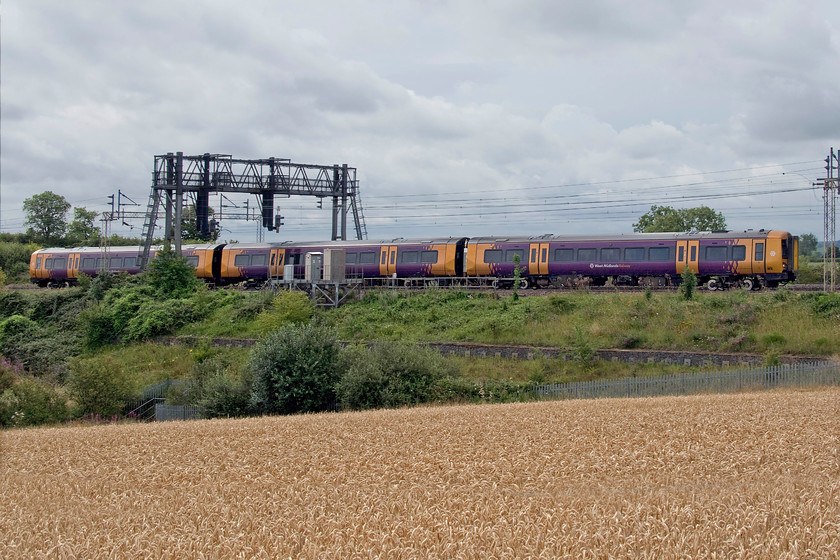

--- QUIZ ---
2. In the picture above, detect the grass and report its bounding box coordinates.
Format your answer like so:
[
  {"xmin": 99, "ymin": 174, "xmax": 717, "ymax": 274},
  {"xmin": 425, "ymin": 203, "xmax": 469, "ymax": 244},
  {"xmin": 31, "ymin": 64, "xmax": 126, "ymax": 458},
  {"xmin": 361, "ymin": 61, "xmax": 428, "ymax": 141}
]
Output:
[
  {"xmin": 326, "ymin": 289, "xmax": 840, "ymax": 356},
  {"xmin": 3, "ymin": 388, "xmax": 838, "ymax": 558}
]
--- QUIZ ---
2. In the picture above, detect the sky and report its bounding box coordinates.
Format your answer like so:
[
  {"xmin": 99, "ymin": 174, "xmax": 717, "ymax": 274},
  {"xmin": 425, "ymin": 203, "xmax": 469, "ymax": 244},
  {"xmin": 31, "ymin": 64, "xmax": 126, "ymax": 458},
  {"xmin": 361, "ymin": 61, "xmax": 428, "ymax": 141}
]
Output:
[{"xmin": 2, "ymin": 0, "xmax": 839, "ymax": 244}]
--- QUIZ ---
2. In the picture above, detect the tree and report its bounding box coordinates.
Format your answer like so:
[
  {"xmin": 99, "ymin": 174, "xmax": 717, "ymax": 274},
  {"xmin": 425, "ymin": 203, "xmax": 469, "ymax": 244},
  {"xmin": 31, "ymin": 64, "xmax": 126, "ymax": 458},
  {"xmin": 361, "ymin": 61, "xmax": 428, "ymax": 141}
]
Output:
[
  {"xmin": 799, "ymin": 233, "xmax": 818, "ymax": 256},
  {"xmin": 66, "ymin": 207, "xmax": 99, "ymax": 245},
  {"xmin": 144, "ymin": 247, "xmax": 200, "ymax": 298},
  {"xmin": 23, "ymin": 191, "xmax": 70, "ymax": 245},
  {"xmin": 633, "ymin": 205, "xmax": 726, "ymax": 233}
]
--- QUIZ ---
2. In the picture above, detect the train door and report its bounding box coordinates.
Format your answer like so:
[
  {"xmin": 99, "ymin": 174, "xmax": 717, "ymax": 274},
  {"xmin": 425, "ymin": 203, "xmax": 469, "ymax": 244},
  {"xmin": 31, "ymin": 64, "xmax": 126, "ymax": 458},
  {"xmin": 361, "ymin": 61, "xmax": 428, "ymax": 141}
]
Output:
[
  {"xmin": 528, "ymin": 242, "xmax": 550, "ymax": 276},
  {"xmin": 675, "ymin": 240, "xmax": 699, "ymax": 274},
  {"xmin": 69, "ymin": 253, "xmax": 80, "ymax": 280},
  {"xmin": 751, "ymin": 240, "xmax": 766, "ymax": 275},
  {"xmin": 269, "ymin": 248, "xmax": 284, "ymax": 279},
  {"xmin": 379, "ymin": 245, "xmax": 398, "ymax": 277}
]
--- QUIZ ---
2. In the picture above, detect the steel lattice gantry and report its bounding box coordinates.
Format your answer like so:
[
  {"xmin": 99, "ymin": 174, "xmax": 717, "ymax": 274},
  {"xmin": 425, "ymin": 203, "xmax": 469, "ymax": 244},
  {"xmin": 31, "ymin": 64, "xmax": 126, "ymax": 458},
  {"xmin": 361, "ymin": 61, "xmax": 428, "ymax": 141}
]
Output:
[{"xmin": 139, "ymin": 152, "xmax": 367, "ymax": 267}]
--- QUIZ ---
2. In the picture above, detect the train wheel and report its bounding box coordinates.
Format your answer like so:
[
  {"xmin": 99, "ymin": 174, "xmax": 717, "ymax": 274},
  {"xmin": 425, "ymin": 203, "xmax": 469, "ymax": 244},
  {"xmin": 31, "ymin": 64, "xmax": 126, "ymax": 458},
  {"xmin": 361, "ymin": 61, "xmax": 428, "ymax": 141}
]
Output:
[
  {"xmin": 741, "ymin": 278, "xmax": 754, "ymax": 291},
  {"xmin": 518, "ymin": 278, "xmax": 529, "ymax": 290},
  {"xmin": 491, "ymin": 278, "xmax": 499, "ymax": 289},
  {"xmin": 707, "ymin": 278, "xmax": 720, "ymax": 291}
]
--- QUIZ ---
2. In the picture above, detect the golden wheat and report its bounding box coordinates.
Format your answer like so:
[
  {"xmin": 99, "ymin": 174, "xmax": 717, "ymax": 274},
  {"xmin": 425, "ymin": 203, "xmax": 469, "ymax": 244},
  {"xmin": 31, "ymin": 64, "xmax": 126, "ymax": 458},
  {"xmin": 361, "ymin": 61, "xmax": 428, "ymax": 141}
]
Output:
[{"xmin": 2, "ymin": 388, "xmax": 839, "ymax": 559}]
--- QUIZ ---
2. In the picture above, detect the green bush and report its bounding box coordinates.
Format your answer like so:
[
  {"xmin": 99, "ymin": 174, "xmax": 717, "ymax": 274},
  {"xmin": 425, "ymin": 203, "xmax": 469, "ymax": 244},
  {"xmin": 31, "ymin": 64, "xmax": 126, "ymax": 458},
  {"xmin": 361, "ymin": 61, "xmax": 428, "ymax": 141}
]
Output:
[
  {"xmin": 0, "ymin": 315, "xmax": 40, "ymax": 363},
  {"xmin": 67, "ymin": 357, "xmax": 136, "ymax": 417},
  {"xmin": 144, "ymin": 247, "xmax": 200, "ymax": 298},
  {"xmin": 336, "ymin": 342, "xmax": 458, "ymax": 411},
  {"xmin": 252, "ymin": 290, "xmax": 315, "ymax": 333},
  {"xmin": 249, "ymin": 322, "xmax": 340, "ymax": 415},
  {"xmin": 184, "ymin": 355, "xmax": 252, "ymax": 418},
  {"xmin": 80, "ymin": 303, "xmax": 117, "ymax": 349},
  {"xmin": 679, "ymin": 267, "xmax": 697, "ymax": 300},
  {"xmin": 0, "ymin": 375, "xmax": 69, "ymax": 428},
  {"xmin": 0, "ymin": 290, "xmax": 29, "ymax": 318},
  {"xmin": 124, "ymin": 298, "xmax": 197, "ymax": 341}
]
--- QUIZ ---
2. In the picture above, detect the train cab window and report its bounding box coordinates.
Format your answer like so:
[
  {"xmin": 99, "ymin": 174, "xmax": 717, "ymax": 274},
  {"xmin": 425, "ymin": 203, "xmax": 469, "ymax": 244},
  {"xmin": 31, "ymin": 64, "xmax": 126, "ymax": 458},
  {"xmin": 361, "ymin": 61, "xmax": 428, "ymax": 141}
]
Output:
[
  {"xmin": 649, "ymin": 247, "xmax": 671, "ymax": 262},
  {"xmin": 346, "ymin": 252, "xmax": 358, "ymax": 264},
  {"xmin": 251, "ymin": 254, "xmax": 267, "ymax": 266},
  {"xmin": 705, "ymin": 246, "xmax": 728, "ymax": 261},
  {"xmin": 732, "ymin": 245, "xmax": 746, "ymax": 261},
  {"xmin": 505, "ymin": 249, "xmax": 525, "ymax": 263},
  {"xmin": 554, "ymin": 249, "xmax": 574, "ymax": 262},
  {"xmin": 400, "ymin": 251, "xmax": 419, "ymax": 264},
  {"xmin": 531, "ymin": 248, "xmax": 537, "ymax": 263},
  {"xmin": 781, "ymin": 239, "xmax": 789, "ymax": 259},
  {"xmin": 484, "ymin": 249, "xmax": 503, "ymax": 264},
  {"xmin": 360, "ymin": 252, "xmax": 376, "ymax": 265},
  {"xmin": 577, "ymin": 248, "xmax": 596, "ymax": 261},
  {"xmin": 755, "ymin": 243, "xmax": 764, "ymax": 261},
  {"xmin": 36, "ymin": 257, "xmax": 43, "ymax": 269},
  {"xmin": 186, "ymin": 256, "xmax": 200, "ymax": 267},
  {"xmin": 600, "ymin": 248, "xmax": 621, "ymax": 262},
  {"xmin": 421, "ymin": 250, "xmax": 438, "ymax": 264},
  {"xmin": 234, "ymin": 254, "xmax": 250, "ymax": 267},
  {"xmin": 625, "ymin": 247, "xmax": 645, "ymax": 262}
]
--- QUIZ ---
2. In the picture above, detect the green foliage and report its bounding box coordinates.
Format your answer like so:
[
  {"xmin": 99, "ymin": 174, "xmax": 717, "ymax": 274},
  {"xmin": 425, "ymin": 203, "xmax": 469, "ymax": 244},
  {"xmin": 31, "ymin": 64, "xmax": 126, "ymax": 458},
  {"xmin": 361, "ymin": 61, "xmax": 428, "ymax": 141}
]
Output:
[
  {"xmin": 0, "ymin": 375, "xmax": 69, "ymax": 428},
  {"xmin": 249, "ymin": 322, "xmax": 340, "ymax": 415},
  {"xmin": 432, "ymin": 377, "xmax": 536, "ymax": 404},
  {"xmin": 65, "ymin": 207, "xmax": 99, "ymax": 246},
  {"xmin": 123, "ymin": 298, "xmax": 198, "ymax": 342},
  {"xmin": 807, "ymin": 292, "xmax": 840, "ymax": 317},
  {"xmin": 79, "ymin": 303, "xmax": 117, "ymax": 349},
  {"xmin": 0, "ymin": 291, "xmax": 29, "ymax": 319},
  {"xmin": 67, "ymin": 357, "xmax": 136, "ymax": 417},
  {"xmin": 144, "ymin": 247, "xmax": 200, "ymax": 298},
  {"xmin": 633, "ymin": 205, "xmax": 726, "ymax": 233},
  {"xmin": 0, "ymin": 241, "xmax": 40, "ymax": 282},
  {"xmin": 679, "ymin": 267, "xmax": 697, "ymax": 300},
  {"xmin": 799, "ymin": 233, "xmax": 818, "ymax": 256},
  {"xmin": 0, "ymin": 315, "xmax": 39, "ymax": 363},
  {"xmin": 335, "ymin": 342, "xmax": 458, "ymax": 411},
  {"xmin": 252, "ymin": 291, "xmax": 315, "ymax": 333},
  {"xmin": 23, "ymin": 190, "xmax": 71, "ymax": 245}
]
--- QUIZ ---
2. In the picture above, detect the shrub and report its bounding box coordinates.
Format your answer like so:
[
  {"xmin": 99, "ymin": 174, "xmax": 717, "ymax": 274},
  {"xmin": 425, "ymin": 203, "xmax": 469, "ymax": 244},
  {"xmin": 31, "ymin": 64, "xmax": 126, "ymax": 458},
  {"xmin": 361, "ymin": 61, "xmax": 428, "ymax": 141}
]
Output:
[
  {"xmin": 679, "ymin": 267, "xmax": 697, "ymax": 300},
  {"xmin": 124, "ymin": 299, "xmax": 197, "ymax": 341},
  {"xmin": 67, "ymin": 357, "xmax": 136, "ymax": 418},
  {"xmin": 143, "ymin": 247, "xmax": 200, "ymax": 298},
  {"xmin": 336, "ymin": 342, "xmax": 458, "ymax": 411},
  {"xmin": 0, "ymin": 290, "xmax": 28, "ymax": 318},
  {"xmin": 249, "ymin": 322, "xmax": 340, "ymax": 415},
  {"xmin": 253, "ymin": 291, "xmax": 315, "ymax": 333},
  {"xmin": 186, "ymin": 355, "xmax": 253, "ymax": 418},
  {"xmin": 0, "ymin": 315, "xmax": 40, "ymax": 363},
  {"xmin": 0, "ymin": 375, "xmax": 69, "ymax": 428},
  {"xmin": 79, "ymin": 303, "xmax": 117, "ymax": 349}
]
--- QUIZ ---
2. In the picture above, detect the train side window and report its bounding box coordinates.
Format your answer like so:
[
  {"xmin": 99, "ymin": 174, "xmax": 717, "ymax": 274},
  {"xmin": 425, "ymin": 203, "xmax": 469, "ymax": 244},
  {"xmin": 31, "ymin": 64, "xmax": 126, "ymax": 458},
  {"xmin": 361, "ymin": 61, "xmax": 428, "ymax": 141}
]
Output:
[
  {"xmin": 649, "ymin": 247, "xmax": 670, "ymax": 261},
  {"xmin": 705, "ymin": 246, "xmax": 727, "ymax": 261},
  {"xmin": 360, "ymin": 252, "xmax": 376, "ymax": 265},
  {"xmin": 505, "ymin": 249, "xmax": 524, "ymax": 263},
  {"xmin": 690, "ymin": 246, "xmax": 696, "ymax": 261},
  {"xmin": 390, "ymin": 251, "xmax": 395, "ymax": 265},
  {"xmin": 401, "ymin": 251, "xmax": 419, "ymax": 264},
  {"xmin": 55, "ymin": 258, "xmax": 67, "ymax": 270},
  {"xmin": 234, "ymin": 254, "xmax": 250, "ymax": 267},
  {"xmin": 732, "ymin": 245, "xmax": 746, "ymax": 261},
  {"xmin": 421, "ymin": 250, "xmax": 438, "ymax": 263},
  {"xmin": 577, "ymin": 248, "xmax": 596, "ymax": 261},
  {"xmin": 346, "ymin": 252, "xmax": 358, "ymax": 264},
  {"xmin": 754, "ymin": 243, "xmax": 764, "ymax": 261},
  {"xmin": 600, "ymin": 248, "xmax": 621, "ymax": 262},
  {"xmin": 81, "ymin": 258, "xmax": 95, "ymax": 269},
  {"xmin": 531, "ymin": 248, "xmax": 537, "ymax": 263},
  {"xmin": 625, "ymin": 247, "xmax": 645, "ymax": 262},
  {"xmin": 186, "ymin": 256, "xmax": 199, "ymax": 267},
  {"xmin": 541, "ymin": 248, "xmax": 547, "ymax": 262},
  {"xmin": 678, "ymin": 246, "xmax": 684, "ymax": 261},
  {"xmin": 270, "ymin": 253, "xmax": 276, "ymax": 266},
  {"xmin": 484, "ymin": 249, "xmax": 503, "ymax": 264},
  {"xmin": 554, "ymin": 249, "xmax": 574, "ymax": 262},
  {"xmin": 381, "ymin": 251, "xmax": 387, "ymax": 265},
  {"xmin": 277, "ymin": 254, "xmax": 284, "ymax": 266},
  {"xmin": 44, "ymin": 258, "xmax": 54, "ymax": 269},
  {"xmin": 109, "ymin": 257, "xmax": 122, "ymax": 268},
  {"xmin": 251, "ymin": 254, "xmax": 267, "ymax": 266}
]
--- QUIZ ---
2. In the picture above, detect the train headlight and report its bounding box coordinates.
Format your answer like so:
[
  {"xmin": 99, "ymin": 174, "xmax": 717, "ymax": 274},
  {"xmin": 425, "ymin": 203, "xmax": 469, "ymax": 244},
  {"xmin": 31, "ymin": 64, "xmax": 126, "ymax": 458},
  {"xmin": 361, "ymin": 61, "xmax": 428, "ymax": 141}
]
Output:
[{"xmin": 782, "ymin": 262, "xmax": 787, "ymax": 270}]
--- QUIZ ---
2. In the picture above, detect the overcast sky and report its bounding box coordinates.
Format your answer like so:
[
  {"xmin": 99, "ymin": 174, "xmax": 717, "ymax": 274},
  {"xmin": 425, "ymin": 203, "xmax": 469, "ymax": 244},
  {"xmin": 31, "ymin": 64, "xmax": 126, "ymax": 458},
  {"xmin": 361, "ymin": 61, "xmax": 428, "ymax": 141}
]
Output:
[{"xmin": 2, "ymin": 0, "xmax": 839, "ymax": 244}]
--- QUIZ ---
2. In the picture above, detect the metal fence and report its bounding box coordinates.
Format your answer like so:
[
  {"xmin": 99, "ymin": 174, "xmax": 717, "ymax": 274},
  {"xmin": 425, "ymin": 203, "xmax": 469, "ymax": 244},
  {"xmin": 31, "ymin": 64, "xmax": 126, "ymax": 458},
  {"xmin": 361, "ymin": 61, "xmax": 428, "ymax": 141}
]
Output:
[
  {"xmin": 154, "ymin": 404, "xmax": 201, "ymax": 422},
  {"xmin": 535, "ymin": 361, "xmax": 840, "ymax": 401}
]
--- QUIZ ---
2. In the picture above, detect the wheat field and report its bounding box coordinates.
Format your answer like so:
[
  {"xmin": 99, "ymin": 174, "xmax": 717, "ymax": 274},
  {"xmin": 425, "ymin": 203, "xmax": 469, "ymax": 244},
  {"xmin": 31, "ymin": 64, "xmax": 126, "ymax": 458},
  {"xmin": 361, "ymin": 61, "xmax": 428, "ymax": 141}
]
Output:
[{"xmin": 2, "ymin": 389, "xmax": 839, "ymax": 559}]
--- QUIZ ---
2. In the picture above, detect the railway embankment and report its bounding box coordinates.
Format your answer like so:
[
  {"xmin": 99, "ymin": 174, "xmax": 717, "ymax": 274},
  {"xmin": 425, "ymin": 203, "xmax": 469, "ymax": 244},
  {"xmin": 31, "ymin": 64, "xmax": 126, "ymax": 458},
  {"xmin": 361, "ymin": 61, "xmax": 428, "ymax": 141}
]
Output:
[{"xmin": 160, "ymin": 336, "xmax": 826, "ymax": 367}]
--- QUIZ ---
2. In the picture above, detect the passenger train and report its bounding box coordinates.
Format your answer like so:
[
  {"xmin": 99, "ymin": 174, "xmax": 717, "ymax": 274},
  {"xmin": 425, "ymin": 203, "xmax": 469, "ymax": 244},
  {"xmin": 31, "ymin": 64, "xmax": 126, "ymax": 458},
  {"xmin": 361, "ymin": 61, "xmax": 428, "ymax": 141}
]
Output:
[{"xmin": 30, "ymin": 229, "xmax": 798, "ymax": 290}]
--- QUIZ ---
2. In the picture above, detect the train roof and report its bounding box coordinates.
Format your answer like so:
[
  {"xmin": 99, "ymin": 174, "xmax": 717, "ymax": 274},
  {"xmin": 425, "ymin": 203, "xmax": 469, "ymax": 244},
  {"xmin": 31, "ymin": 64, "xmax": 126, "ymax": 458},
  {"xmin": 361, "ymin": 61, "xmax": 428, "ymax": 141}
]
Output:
[{"xmin": 467, "ymin": 230, "xmax": 788, "ymax": 244}]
